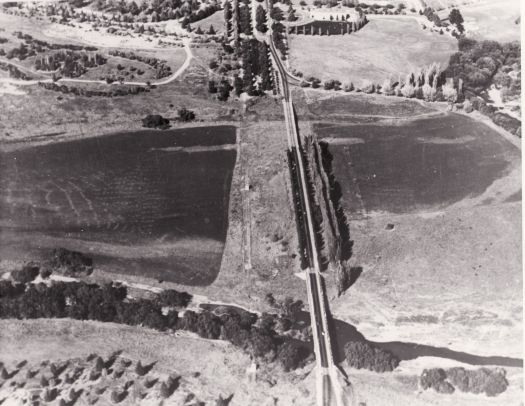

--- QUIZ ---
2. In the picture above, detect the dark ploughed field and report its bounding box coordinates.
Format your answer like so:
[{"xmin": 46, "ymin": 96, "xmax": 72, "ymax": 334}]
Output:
[
  {"xmin": 316, "ymin": 114, "xmax": 520, "ymax": 215},
  {"xmin": 0, "ymin": 126, "xmax": 237, "ymax": 285}
]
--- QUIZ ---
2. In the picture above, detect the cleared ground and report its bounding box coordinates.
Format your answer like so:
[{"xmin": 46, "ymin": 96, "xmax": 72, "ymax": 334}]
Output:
[{"xmin": 288, "ymin": 17, "xmax": 457, "ymax": 85}]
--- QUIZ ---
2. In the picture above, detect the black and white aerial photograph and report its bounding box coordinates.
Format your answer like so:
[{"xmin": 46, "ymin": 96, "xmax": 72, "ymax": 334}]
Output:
[{"xmin": 0, "ymin": 0, "xmax": 521, "ymax": 403}]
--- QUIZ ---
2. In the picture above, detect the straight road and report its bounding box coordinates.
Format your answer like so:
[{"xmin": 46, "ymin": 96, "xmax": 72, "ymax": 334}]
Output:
[{"xmin": 268, "ymin": 35, "xmax": 348, "ymax": 406}]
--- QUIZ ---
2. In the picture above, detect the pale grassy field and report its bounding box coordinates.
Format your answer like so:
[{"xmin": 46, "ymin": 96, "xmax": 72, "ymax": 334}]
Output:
[
  {"xmin": 458, "ymin": 0, "xmax": 521, "ymax": 42},
  {"xmin": 288, "ymin": 16, "xmax": 457, "ymax": 85}
]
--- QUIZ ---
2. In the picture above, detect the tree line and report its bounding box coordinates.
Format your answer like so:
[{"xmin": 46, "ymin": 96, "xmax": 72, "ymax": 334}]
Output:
[
  {"xmin": 35, "ymin": 51, "xmax": 107, "ymax": 78},
  {"xmin": 38, "ymin": 81, "xmax": 151, "ymax": 97},
  {"xmin": 0, "ymin": 277, "xmax": 309, "ymax": 371}
]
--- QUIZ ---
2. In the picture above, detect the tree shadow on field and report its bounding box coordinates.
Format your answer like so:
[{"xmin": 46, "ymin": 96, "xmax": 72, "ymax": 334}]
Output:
[{"xmin": 299, "ymin": 308, "xmax": 523, "ymax": 368}]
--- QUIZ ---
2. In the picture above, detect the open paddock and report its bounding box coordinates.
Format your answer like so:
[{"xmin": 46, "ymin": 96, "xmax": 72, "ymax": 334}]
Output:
[
  {"xmin": 0, "ymin": 126, "xmax": 237, "ymax": 285},
  {"xmin": 289, "ymin": 16, "xmax": 457, "ymax": 85}
]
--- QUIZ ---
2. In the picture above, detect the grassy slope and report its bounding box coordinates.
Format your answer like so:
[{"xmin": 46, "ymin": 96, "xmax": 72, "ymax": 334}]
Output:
[{"xmin": 193, "ymin": 10, "xmax": 225, "ymax": 34}]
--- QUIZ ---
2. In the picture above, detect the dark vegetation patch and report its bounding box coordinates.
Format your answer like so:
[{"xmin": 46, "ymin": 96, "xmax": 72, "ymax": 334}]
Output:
[
  {"xmin": 0, "ymin": 126, "xmax": 237, "ymax": 285},
  {"xmin": 48, "ymin": 248, "xmax": 93, "ymax": 276},
  {"xmin": 445, "ymin": 38, "xmax": 520, "ymax": 96},
  {"xmin": 142, "ymin": 114, "xmax": 170, "ymax": 129},
  {"xmin": 344, "ymin": 341, "xmax": 400, "ymax": 372},
  {"xmin": 420, "ymin": 367, "xmax": 508, "ymax": 396},
  {"xmin": 10, "ymin": 263, "xmax": 40, "ymax": 284},
  {"xmin": 444, "ymin": 38, "xmax": 521, "ymax": 137},
  {"xmin": 318, "ymin": 141, "xmax": 352, "ymax": 258},
  {"xmin": 315, "ymin": 115, "xmax": 517, "ymax": 214},
  {"xmin": 38, "ymin": 81, "xmax": 151, "ymax": 97}
]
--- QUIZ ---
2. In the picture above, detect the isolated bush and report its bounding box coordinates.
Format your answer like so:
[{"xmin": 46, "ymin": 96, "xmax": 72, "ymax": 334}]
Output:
[
  {"xmin": 344, "ymin": 341, "xmax": 399, "ymax": 372},
  {"xmin": 420, "ymin": 368, "xmax": 447, "ymax": 390},
  {"xmin": 142, "ymin": 114, "xmax": 170, "ymax": 129},
  {"xmin": 48, "ymin": 248, "xmax": 93, "ymax": 276},
  {"xmin": 0, "ymin": 281, "xmax": 25, "ymax": 298}
]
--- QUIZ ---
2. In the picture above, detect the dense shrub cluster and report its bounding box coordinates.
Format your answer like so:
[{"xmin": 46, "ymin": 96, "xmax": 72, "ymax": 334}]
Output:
[
  {"xmin": 420, "ymin": 367, "xmax": 508, "ymax": 397},
  {"xmin": 0, "ymin": 280, "xmax": 186, "ymax": 327},
  {"xmin": 239, "ymin": 39, "xmax": 273, "ymax": 96},
  {"xmin": 14, "ymin": 31, "xmax": 97, "ymax": 52},
  {"xmin": 38, "ymin": 82, "xmax": 150, "ymax": 97},
  {"xmin": 156, "ymin": 289, "xmax": 192, "ymax": 307},
  {"xmin": 177, "ymin": 107, "xmax": 195, "ymax": 122},
  {"xmin": 11, "ymin": 264, "xmax": 40, "ymax": 284},
  {"xmin": 420, "ymin": 368, "xmax": 455, "ymax": 394},
  {"xmin": 108, "ymin": 50, "xmax": 172, "ymax": 79},
  {"xmin": 48, "ymin": 248, "xmax": 93, "ymax": 276},
  {"xmin": 445, "ymin": 38, "xmax": 520, "ymax": 94},
  {"xmin": 67, "ymin": 0, "xmax": 220, "ymax": 25},
  {"xmin": 0, "ymin": 280, "xmax": 25, "ymax": 298},
  {"xmin": 35, "ymin": 50, "xmax": 107, "ymax": 78},
  {"xmin": 344, "ymin": 341, "xmax": 400, "ymax": 372}
]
